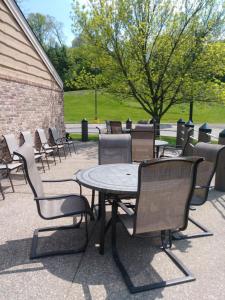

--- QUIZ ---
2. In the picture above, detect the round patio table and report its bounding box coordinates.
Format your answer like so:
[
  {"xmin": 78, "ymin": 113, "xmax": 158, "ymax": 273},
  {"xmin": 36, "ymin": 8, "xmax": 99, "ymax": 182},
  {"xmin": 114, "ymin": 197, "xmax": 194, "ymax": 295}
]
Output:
[{"xmin": 75, "ymin": 163, "xmax": 139, "ymax": 254}]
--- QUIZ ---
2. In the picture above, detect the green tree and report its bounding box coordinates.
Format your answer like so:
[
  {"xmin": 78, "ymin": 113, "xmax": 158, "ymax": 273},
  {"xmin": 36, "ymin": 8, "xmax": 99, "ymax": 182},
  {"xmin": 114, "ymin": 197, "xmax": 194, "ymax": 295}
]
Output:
[
  {"xmin": 27, "ymin": 13, "xmax": 64, "ymax": 49},
  {"xmin": 72, "ymin": 0, "xmax": 225, "ymax": 123}
]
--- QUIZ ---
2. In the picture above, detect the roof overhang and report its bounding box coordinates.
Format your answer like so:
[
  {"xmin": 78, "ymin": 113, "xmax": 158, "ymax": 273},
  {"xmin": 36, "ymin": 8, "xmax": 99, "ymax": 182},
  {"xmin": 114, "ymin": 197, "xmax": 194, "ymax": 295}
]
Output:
[{"xmin": 3, "ymin": 0, "xmax": 64, "ymax": 90}]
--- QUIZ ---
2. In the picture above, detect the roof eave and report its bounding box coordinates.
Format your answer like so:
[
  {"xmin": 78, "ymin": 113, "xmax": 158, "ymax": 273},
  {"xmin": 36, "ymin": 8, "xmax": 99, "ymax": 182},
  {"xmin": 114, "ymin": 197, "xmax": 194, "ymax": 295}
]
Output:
[{"xmin": 3, "ymin": 0, "xmax": 64, "ymax": 90}]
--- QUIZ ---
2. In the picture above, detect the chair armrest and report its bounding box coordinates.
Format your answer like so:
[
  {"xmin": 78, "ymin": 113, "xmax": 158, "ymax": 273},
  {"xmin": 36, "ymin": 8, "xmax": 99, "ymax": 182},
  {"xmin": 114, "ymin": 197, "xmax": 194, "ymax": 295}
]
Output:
[
  {"xmin": 35, "ymin": 194, "xmax": 73, "ymax": 201},
  {"xmin": 96, "ymin": 126, "xmax": 101, "ymax": 134},
  {"xmin": 42, "ymin": 178, "xmax": 77, "ymax": 183},
  {"xmin": 118, "ymin": 201, "xmax": 135, "ymax": 216},
  {"xmin": 195, "ymin": 185, "xmax": 212, "ymax": 189}
]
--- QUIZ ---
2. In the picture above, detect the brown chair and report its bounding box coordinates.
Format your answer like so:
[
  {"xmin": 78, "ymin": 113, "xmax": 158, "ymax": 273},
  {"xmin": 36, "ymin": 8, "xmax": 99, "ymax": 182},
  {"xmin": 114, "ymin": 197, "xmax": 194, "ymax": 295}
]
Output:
[
  {"xmin": 0, "ymin": 158, "xmax": 24, "ymax": 194},
  {"xmin": 175, "ymin": 142, "xmax": 225, "ymax": 239},
  {"xmin": 14, "ymin": 143, "xmax": 92, "ymax": 259},
  {"xmin": 160, "ymin": 128, "xmax": 193, "ymax": 158},
  {"xmin": 111, "ymin": 157, "xmax": 203, "ymax": 294},
  {"xmin": 36, "ymin": 128, "xmax": 58, "ymax": 164},
  {"xmin": 109, "ymin": 121, "xmax": 123, "ymax": 134},
  {"xmin": 131, "ymin": 129, "xmax": 155, "ymax": 162},
  {"xmin": 49, "ymin": 127, "xmax": 76, "ymax": 155},
  {"xmin": 2, "ymin": 134, "xmax": 27, "ymax": 188}
]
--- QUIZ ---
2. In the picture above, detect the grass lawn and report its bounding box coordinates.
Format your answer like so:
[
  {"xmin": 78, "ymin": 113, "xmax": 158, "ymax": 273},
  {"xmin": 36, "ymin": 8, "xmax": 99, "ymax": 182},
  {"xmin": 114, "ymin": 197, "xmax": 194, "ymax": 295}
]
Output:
[{"xmin": 64, "ymin": 90, "xmax": 225, "ymax": 124}]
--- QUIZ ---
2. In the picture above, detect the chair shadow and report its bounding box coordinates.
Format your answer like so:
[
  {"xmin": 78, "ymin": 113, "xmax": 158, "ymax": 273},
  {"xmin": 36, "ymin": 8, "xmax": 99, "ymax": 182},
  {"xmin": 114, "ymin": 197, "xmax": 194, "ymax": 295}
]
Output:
[{"xmin": 0, "ymin": 222, "xmax": 173, "ymax": 299}]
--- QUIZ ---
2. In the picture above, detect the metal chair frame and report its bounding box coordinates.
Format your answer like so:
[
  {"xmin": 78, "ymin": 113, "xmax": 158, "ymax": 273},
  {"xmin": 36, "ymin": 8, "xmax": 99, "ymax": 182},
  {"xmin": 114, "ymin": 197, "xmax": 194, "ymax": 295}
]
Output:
[
  {"xmin": 111, "ymin": 157, "xmax": 203, "ymax": 294},
  {"xmin": 14, "ymin": 146, "xmax": 92, "ymax": 259},
  {"xmin": 49, "ymin": 127, "xmax": 76, "ymax": 156},
  {"xmin": 174, "ymin": 143, "xmax": 225, "ymax": 240}
]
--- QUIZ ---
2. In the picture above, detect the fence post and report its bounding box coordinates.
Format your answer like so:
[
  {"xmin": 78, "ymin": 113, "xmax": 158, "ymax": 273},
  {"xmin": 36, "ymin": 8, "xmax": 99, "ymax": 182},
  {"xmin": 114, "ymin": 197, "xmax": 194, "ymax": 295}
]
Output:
[
  {"xmin": 184, "ymin": 120, "xmax": 194, "ymax": 155},
  {"xmin": 215, "ymin": 129, "xmax": 225, "ymax": 191},
  {"xmin": 198, "ymin": 123, "xmax": 212, "ymax": 143},
  {"xmin": 176, "ymin": 118, "xmax": 185, "ymax": 147},
  {"xmin": 126, "ymin": 118, "xmax": 132, "ymax": 130},
  {"xmin": 81, "ymin": 119, "xmax": 88, "ymax": 142}
]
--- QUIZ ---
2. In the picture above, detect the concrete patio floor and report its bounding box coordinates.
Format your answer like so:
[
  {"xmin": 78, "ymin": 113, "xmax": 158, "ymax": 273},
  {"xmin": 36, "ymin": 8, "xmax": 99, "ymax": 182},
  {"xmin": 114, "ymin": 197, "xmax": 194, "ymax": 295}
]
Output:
[{"xmin": 0, "ymin": 141, "xmax": 224, "ymax": 300}]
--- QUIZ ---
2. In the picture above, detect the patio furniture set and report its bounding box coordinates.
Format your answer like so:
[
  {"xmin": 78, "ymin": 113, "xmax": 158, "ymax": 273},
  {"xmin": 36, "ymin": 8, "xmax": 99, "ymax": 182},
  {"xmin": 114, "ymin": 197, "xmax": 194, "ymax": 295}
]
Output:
[
  {"xmin": 0, "ymin": 127, "xmax": 76, "ymax": 199},
  {"xmin": 7, "ymin": 122, "xmax": 224, "ymax": 294}
]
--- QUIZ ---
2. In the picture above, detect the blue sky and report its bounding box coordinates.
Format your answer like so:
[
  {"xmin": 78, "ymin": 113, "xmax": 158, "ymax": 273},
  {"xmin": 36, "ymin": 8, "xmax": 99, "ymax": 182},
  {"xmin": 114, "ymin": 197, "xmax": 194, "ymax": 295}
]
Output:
[{"xmin": 19, "ymin": 0, "xmax": 78, "ymax": 46}]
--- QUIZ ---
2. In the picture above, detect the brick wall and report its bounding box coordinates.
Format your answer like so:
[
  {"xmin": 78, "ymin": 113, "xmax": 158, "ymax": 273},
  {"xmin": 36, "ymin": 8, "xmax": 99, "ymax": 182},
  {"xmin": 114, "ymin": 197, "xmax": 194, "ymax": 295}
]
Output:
[{"xmin": 0, "ymin": 77, "xmax": 64, "ymax": 158}]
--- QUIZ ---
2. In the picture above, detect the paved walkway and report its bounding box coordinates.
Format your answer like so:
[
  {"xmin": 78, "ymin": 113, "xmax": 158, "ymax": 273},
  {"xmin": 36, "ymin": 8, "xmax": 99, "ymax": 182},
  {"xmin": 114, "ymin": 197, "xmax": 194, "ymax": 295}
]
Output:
[
  {"xmin": 0, "ymin": 142, "xmax": 225, "ymax": 299},
  {"xmin": 66, "ymin": 123, "xmax": 225, "ymax": 140}
]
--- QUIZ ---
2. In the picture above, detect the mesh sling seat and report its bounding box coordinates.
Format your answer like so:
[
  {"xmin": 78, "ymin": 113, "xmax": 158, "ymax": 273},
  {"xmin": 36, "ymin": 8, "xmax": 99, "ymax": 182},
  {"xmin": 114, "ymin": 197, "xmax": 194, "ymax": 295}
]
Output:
[
  {"xmin": 49, "ymin": 127, "xmax": 76, "ymax": 156},
  {"xmin": 20, "ymin": 131, "xmax": 45, "ymax": 172},
  {"xmin": 21, "ymin": 131, "xmax": 53, "ymax": 170},
  {"xmin": 174, "ymin": 142, "xmax": 225, "ymax": 240},
  {"xmin": 109, "ymin": 121, "xmax": 123, "ymax": 134},
  {"xmin": 131, "ymin": 129, "xmax": 155, "ymax": 162},
  {"xmin": 14, "ymin": 143, "xmax": 92, "ymax": 259},
  {"xmin": 111, "ymin": 157, "xmax": 203, "ymax": 294},
  {"xmin": 91, "ymin": 134, "xmax": 132, "ymax": 214}
]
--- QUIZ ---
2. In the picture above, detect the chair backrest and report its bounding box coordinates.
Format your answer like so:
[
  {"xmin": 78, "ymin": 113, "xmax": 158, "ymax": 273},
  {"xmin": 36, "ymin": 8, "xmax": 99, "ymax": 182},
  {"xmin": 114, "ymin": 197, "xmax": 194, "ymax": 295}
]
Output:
[
  {"xmin": 49, "ymin": 127, "xmax": 59, "ymax": 144},
  {"xmin": 99, "ymin": 134, "xmax": 131, "ymax": 164},
  {"xmin": 134, "ymin": 124, "xmax": 154, "ymax": 131},
  {"xmin": 3, "ymin": 134, "xmax": 19, "ymax": 155},
  {"xmin": 109, "ymin": 121, "xmax": 123, "ymax": 134},
  {"xmin": 131, "ymin": 129, "xmax": 155, "ymax": 162},
  {"xmin": 133, "ymin": 157, "xmax": 203, "ymax": 235},
  {"xmin": 192, "ymin": 142, "xmax": 225, "ymax": 205},
  {"xmin": 36, "ymin": 128, "xmax": 48, "ymax": 144},
  {"xmin": 14, "ymin": 144, "xmax": 44, "ymax": 198},
  {"xmin": 21, "ymin": 131, "xmax": 34, "ymax": 147}
]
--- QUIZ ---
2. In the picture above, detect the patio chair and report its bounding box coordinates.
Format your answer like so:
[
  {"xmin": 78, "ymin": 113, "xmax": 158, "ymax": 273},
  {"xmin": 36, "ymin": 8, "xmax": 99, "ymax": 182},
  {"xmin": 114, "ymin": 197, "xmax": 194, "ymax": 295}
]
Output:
[
  {"xmin": 131, "ymin": 129, "xmax": 155, "ymax": 162},
  {"xmin": 14, "ymin": 143, "xmax": 92, "ymax": 259},
  {"xmin": 0, "ymin": 158, "xmax": 25, "ymax": 193},
  {"xmin": 49, "ymin": 127, "xmax": 76, "ymax": 155},
  {"xmin": 111, "ymin": 157, "xmax": 203, "ymax": 294},
  {"xmin": 91, "ymin": 134, "xmax": 132, "ymax": 213},
  {"xmin": 109, "ymin": 121, "xmax": 123, "ymax": 134},
  {"xmin": 160, "ymin": 128, "xmax": 193, "ymax": 158},
  {"xmin": 2, "ymin": 134, "xmax": 27, "ymax": 185},
  {"xmin": 174, "ymin": 142, "xmax": 225, "ymax": 239},
  {"xmin": 20, "ymin": 131, "xmax": 45, "ymax": 172},
  {"xmin": 36, "ymin": 128, "xmax": 59, "ymax": 164}
]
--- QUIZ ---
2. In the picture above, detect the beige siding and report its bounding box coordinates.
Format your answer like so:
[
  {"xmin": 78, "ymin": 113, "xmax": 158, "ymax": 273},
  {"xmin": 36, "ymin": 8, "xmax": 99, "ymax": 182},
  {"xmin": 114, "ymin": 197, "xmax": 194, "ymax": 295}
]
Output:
[{"xmin": 0, "ymin": 0, "xmax": 60, "ymax": 89}]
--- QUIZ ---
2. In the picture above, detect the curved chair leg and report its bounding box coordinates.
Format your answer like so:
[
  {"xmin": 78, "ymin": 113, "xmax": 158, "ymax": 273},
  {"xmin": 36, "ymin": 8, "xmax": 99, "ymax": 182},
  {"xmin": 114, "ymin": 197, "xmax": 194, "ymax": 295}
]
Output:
[
  {"xmin": 52, "ymin": 151, "xmax": 57, "ymax": 165},
  {"xmin": 45, "ymin": 154, "xmax": 50, "ymax": 170},
  {"xmin": 67, "ymin": 143, "xmax": 71, "ymax": 155},
  {"xmin": 57, "ymin": 147, "xmax": 61, "ymax": 163},
  {"xmin": 63, "ymin": 145, "xmax": 66, "ymax": 159},
  {"xmin": 40, "ymin": 157, "xmax": 45, "ymax": 173},
  {"xmin": 30, "ymin": 216, "xmax": 89, "ymax": 259},
  {"xmin": 172, "ymin": 216, "xmax": 213, "ymax": 240},
  {"xmin": 111, "ymin": 202, "xmax": 195, "ymax": 294},
  {"xmin": 8, "ymin": 171, "xmax": 15, "ymax": 192}
]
